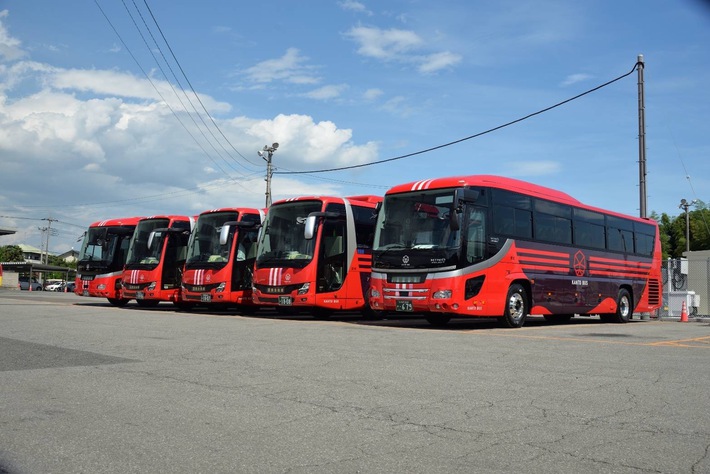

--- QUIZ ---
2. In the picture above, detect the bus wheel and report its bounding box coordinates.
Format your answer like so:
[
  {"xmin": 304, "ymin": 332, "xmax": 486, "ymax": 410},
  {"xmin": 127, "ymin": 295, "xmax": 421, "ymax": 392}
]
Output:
[
  {"xmin": 612, "ymin": 289, "xmax": 632, "ymax": 323},
  {"xmin": 500, "ymin": 284, "xmax": 528, "ymax": 328},
  {"xmin": 361, "ymin": 306, "xmax": 385, "ymax": 321},
  {"xmin": 543, "ymin": 314, "xmax": 572, "ymax": 324},
  {"xmin": 107, "ymin": 298, "xmax": 130, "ymax": 307},
  {"xmin": 136, "ymin": 299, "xmax": 160, "ymax": 308},
  {"xmin": 425, "ymin": 314, "xmax": 451, "ymax": 327}
]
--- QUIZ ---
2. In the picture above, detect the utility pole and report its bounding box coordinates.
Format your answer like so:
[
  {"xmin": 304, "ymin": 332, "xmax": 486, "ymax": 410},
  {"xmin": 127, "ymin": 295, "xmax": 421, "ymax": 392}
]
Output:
[
  {"xmin": 40, "ymin": 218, "xmax": 59, "ymax": 265},
  {"xmin": 637, "ymin": 54, "xmax": 647, "ymax": 219},
  {"xmin": 679, "ymin": 199, "xmax": 697, "ymax": 253},
  {"xmin": 258, "ymin": 143, "xmax": 279, "ymax": 208}
]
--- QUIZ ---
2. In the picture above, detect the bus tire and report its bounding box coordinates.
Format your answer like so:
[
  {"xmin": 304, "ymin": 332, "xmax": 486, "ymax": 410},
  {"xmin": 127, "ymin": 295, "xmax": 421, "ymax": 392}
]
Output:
[
  {"xmin": 425, "ymin": 314, "xmax": 451, "ymax": 327},
  {"xmin": 500, "ymin": 284, "xmax": 528, "ymax": 328},
  {"xmin": 107, "ymin": 298, "xmax": 130, "ymax": 307},
  {"xmin": 612, "ymin": 288, "xmax": 632, "ymax": 323}
]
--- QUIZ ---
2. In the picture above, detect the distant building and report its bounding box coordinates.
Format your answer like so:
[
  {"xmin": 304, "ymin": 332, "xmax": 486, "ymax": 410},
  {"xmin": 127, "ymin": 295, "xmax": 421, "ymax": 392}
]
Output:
[
  {"xmin": 57, "ymin": 249, "xmax": 79, "ymax": 263},
  {"xmin": 18, "ymin": 244, "xmax": 43, "ymax": 263}
]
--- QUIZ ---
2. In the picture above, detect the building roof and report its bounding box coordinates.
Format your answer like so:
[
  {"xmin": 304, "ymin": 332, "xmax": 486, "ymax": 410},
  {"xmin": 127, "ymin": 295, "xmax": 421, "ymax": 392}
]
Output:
[{"xmin": 0, "ymin": 228, "xmax": 17, "ymax": 237}]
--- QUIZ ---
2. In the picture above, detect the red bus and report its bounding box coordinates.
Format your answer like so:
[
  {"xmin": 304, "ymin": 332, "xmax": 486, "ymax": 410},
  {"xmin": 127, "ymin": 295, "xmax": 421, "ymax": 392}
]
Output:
[
  {"xmin": 251, "ymin": 195, "xmax": 382, "ymax": 318},
  {"xmin": 121, "ymin": 215, "xmax": 195, "ymax": 307},
  {"xmin": 181, "ymin": 207, "xmax": 264, "ymax": 311},
  {"xmin": 75, "ymin": 216, "xmax": 144, "ymax": 306},
  {"xmin": 369, "ymin": 175, "xmax": 662, "ymax": 327}
]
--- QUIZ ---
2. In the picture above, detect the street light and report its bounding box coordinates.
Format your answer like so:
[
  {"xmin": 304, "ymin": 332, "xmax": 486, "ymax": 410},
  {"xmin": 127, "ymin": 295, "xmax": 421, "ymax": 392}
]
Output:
[
  {"xmin": 679, "ymin": 198, "xmax": 697, "ymax": 253},
  {"xmin": 258, "ymin": 143, "xmax": 278, "ymax": 207}
]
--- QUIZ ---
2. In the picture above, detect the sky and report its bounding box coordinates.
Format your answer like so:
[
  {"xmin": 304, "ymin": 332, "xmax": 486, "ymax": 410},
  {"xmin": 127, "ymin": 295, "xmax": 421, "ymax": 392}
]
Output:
[{"xmin": 1, "ymin": 0, "xmax": 709, "ymax": 255}]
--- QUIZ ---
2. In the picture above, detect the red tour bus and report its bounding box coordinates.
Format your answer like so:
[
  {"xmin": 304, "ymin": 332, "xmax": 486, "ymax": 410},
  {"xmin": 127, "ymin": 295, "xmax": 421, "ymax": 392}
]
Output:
[
  {"xmin": 75, "ymin": 216, "xmax": 144, "ymax": 306},
  {"xmin": 121, "ymin": 215, "xmax": 195, "ymax": 307},
  {"xmin": 181, "ymin": 207, "xmax": 264, "ymax": 311},
  {"xmin": 251, "ymin": 195, "xmax": 382, "ymax": 318},
  {"xmin": 369, "ymin": 175, "xmax": 662, "ymax": 327}
]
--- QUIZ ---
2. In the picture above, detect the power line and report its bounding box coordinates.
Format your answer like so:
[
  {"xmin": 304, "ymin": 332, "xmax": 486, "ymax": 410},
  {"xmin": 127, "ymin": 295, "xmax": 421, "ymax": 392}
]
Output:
[{"xmin": 276, "ymin": 61, "xmax": 642, "ymax": 175}]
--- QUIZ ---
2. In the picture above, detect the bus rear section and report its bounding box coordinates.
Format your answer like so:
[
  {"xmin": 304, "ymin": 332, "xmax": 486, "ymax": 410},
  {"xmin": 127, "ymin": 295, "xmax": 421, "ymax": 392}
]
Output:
[
  {"xmin": 180, "ymin": 208, "xmax": 263, "ymax": 311},
  {"xmin": 251, "ymin": 195, "xmax": 381, "ymax": 318},
  {"xmin": 75, "ymin": 217, "xmax": 144, "ymax": 307},
  {"xmin": 369, "ymin": 175, "xmax": 662, "ymax": 327},
  {"xmin": 121, "ymin": 215, "xmax": 194, "ymax": 307}
]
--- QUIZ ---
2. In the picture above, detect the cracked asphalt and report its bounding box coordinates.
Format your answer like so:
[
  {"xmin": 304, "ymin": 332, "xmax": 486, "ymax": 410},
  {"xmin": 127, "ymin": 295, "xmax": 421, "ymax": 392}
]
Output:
[{"xmin": 1, "ymin": 290, "xmax": 709, "ymax": 473}]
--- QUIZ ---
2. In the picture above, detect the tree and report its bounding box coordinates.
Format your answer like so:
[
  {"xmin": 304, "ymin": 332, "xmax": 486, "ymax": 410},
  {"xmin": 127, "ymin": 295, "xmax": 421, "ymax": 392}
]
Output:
[{"xmin": 0, "ymin": 245, "xmax": 24, "ymax": 262}]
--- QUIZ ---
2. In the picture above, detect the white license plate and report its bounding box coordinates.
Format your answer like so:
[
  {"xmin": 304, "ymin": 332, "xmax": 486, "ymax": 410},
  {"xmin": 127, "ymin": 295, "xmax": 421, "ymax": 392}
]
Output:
[
  {"xmin": 201, "ymin": 294, "xmax": 212, "ymax": 303},
  {"xmin": 136, "ymin": 291, "xmax": 144, "ymax": 299},
  {"xmin": 82, "ymin": 290, "xmax": 89, "ymax": 297},
  {"xmin": 278, "ymin": 296, "xmax": 293, "ymax": 306}
]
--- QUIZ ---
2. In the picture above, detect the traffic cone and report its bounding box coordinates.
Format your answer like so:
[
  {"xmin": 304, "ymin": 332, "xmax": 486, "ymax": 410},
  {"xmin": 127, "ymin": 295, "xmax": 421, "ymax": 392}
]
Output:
[
  {"xmin": 680, "ymin": 300, "xmax": 688, "ymax": 322},
  {"xmin": 28, "ymin": 281, "xmax": 32, "ymax": 292}
]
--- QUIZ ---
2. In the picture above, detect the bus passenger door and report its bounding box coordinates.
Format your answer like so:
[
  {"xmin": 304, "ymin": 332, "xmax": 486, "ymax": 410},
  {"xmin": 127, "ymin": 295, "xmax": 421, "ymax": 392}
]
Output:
[{"xmin": 317, "ymin": 219, "xmax": 346, "ymax": 294}]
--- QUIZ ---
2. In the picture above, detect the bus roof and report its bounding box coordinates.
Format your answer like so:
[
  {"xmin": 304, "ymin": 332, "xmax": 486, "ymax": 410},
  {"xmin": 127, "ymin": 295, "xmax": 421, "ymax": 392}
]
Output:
[
  {"xmin": 386, "ymin": 175, "xmax": 655, "ymax": 225},
  {"xmin": 89, "ymin": 216, "xmax": 145, "ymax": 228},
  {"xmin": 197, "ymin": 207, "xmax": 263, "ymax": 217},
  {"xmin": 273, "ymin": 195, "xmax": 382, "ymax": 207}
]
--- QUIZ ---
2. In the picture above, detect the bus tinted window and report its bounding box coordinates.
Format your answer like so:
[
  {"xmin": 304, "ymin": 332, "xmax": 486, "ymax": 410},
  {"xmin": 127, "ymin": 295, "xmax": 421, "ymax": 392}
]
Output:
[
  {"xmin": 492, "ymin": 206, "xmax": 532, "ymax": 239},
  {"xmin": 535, "ymin": 213, "xmax": 572, "ymax": 244},
  {"xmin": 574, "ymin": 220, "xmax": 605, "ymax": 249},
  {"xmin": 352, "ymin": 204, "xmax": 377, "ymax": 248},
  {"xmin": 607, "ymin": 228, "xmax": 633, "ymax": 253},
  {"xmin": 535, "ymin": 199, "xmax": 571, "ymax": 218},
  {"xmin": 491, "ymin": 189, "xmax": 531, "ymax": 210},
  {"xmin": 634, "ymin": 232, "xmax": 655, "ymax": 257}
]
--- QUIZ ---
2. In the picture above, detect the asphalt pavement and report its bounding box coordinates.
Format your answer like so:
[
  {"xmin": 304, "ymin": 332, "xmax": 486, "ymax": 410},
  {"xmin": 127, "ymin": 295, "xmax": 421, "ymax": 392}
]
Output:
[{"xmin": 1, "ymin": 289, "xmax": 709, "ymax": 473}]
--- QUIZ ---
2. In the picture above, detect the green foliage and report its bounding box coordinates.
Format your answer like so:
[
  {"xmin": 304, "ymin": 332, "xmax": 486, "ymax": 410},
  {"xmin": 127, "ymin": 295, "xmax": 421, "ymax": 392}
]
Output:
[
  {"xmin": 0, "ymin": 245, "xmax": 24, "ymax": 262},
  {"xmin": 655, "ymin": 207, "xmax": 710, "ymax": 257}
]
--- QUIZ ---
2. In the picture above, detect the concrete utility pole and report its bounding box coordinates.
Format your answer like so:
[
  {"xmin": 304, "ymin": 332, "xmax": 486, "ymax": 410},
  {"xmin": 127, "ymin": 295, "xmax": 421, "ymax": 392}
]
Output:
[
  {"xmin": 637, "ymin": 54, "xmax": 647, "ymax": 219},
  {"xmin": 258, "ymin": 143, "xmax": 279, "ymax": 208},
  {"xmin": 679, "ymin": 199, "xmax": 697, "ymax": 252},
  {"xmin": 39, "ymin": 218, "xmax": 59, "ymax": 265}
]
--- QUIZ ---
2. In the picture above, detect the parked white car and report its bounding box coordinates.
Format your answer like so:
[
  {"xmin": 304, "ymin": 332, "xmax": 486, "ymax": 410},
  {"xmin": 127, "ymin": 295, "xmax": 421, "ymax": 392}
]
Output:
[{"xmin": 45, "ymin": 282, "xmax": 65, "ymax": 291}]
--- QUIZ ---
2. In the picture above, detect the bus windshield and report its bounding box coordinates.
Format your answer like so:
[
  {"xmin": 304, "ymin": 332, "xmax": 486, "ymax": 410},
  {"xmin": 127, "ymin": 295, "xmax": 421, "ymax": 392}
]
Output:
[
  {"xmin": 256, "ymin": 201, "xmax": 321, "ymax": 268},
  {"xmin": 185, "ymin": 212, "xmax": 239, "ymax": 267},
  {"xmin": 78, "ymin": 227, "xmax": 121, "ymax": 265},
  {"xmin": 374, "ymin": 189, "xmax": 460, "ymax": 250},
  {"xmin": 125, "ymin": 219, "xmax": 170, "ymax": 268}
]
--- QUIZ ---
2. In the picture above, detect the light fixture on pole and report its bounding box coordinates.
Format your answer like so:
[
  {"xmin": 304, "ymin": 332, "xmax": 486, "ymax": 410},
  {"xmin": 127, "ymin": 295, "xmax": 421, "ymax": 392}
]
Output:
[
  {"xmin": 679, "ymin": 198, "xmax": 697, "ymax": 253},
  {"xmin": 257, "ymin": 143, "xmax": 279, "ymax": 208}
]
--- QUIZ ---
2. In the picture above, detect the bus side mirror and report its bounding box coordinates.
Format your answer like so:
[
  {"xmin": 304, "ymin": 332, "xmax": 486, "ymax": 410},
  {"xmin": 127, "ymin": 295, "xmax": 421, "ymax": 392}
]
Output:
[
  {"xmin": 219, "ymin": 221, "xmax": 239, "ymax": 245},
  {"xmin": 304, "ymin": 215, "xmax": 317, "ymax": 240}
]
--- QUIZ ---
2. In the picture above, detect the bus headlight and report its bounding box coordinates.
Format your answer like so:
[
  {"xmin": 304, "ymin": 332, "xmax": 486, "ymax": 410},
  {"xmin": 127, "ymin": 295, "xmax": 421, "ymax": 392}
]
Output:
[
  {"xmin": 215, "ymin": 282, "xmax": 226, "ymax": 293},
  {"xmin": 370, "ymin": 288, "xmax": 381, "ymax": 298},
  {"xmin": 147, "ymin": 282, "xmax": 156, "ymax": 291},
  {"xmin": 297, "ymin": 282, "xmax": 310, "ymax": 295},
  {"xmin": 97, "ymin": 284, "xmax": 106, "ymax": 290},
  {"xmin": 432, "ymin": 290, "xmax": 452, "ymax": 299}
]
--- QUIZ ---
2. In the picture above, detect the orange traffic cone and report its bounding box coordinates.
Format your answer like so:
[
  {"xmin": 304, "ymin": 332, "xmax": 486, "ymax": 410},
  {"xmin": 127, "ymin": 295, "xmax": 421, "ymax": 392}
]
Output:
[{"xmin": 680, "ymin": 300, "xmax": 688, "ymax": 322}]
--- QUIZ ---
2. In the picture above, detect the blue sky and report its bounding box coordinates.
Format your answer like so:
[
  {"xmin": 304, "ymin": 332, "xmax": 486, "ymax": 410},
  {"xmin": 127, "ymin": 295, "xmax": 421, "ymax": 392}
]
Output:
[{"xmin": 1, "ymin": 0, "xmax": 709, "ymax": 254}]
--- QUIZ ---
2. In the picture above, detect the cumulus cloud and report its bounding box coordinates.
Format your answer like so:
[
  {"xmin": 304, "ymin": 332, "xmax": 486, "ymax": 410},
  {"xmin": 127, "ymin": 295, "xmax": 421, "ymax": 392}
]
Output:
[{"xmin": 0, "ymin": 10, "xmax": 25, "ymax": 61}]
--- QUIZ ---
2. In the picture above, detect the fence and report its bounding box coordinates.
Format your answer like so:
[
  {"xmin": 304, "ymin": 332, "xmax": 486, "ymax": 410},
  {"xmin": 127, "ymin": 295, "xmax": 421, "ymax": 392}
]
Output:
[{"xmin": 659, "ymin": 256, "xmax": 710, "ymax": 319}]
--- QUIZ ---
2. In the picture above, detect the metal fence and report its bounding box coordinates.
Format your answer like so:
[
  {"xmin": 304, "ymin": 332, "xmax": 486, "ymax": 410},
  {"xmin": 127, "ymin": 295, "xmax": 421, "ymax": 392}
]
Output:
[{"xmin": 659, "ymin": 257, "xmax": 710, "ymax": 319}]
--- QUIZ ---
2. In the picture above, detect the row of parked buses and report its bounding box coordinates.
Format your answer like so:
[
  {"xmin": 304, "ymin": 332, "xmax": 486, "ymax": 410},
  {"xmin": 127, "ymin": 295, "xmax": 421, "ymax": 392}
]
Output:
[{"xmin": 74, "ymin": 175, "xmax": 663, "ymax": 328}]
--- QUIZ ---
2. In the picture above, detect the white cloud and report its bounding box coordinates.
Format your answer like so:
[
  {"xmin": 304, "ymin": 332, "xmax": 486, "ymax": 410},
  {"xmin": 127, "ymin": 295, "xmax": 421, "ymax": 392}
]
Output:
[
  {"xmin": 362, "ymin": 88, "xmax": 383, "ymax": 101},
  {"xmin": 0, "ymin": 10, "xmax": 25, "ymax": 61},
  {"xmin": 418, "ymin": 51, "xmax": 462, "ymax": 74},
  {"xmin": 344, "ymin": 26, "xmax": 460, "ymax": 75},
  {"xmin": 302, "ymin": 84, "xmax": 348, "ymax": 100},
  {"xmin": 561, "ymin": 73, "xmax": 593, "ymax": 87},
  {"xmin": 338, "ymin": 1, "xmax": 373, "ymax": 16},
  {"xmin": 345, "ymin": 26, "xmax": 423, "ymax": 60},
  {"xmin": 242, "ymin": 48, "xmax": 320, "ymax": 85}
]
